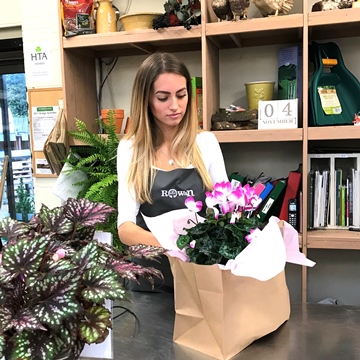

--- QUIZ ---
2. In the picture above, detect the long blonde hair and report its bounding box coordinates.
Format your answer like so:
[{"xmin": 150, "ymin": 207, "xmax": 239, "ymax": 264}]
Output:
[{"xmin": 124, "ymin": 52, "xmax": 212, "ymax": 203}]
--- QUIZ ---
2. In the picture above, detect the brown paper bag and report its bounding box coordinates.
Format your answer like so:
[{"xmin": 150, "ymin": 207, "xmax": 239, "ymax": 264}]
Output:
[
  {"xmin": 43, "ymin": 107, "xmax": 69, "ymax": 175},
  {"xmin": 169, "ymin": 257, "xmax": 290, "ymax": 360}
]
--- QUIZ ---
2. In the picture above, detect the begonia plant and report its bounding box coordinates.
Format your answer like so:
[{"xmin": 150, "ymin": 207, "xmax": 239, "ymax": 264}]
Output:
[
  {"xmin": 0, "ymin": 198, "xmax": 165, "ymax": 360},
  {"xmin": 176, "ymin": 181, "xmax": 265, "ymax": 265}
]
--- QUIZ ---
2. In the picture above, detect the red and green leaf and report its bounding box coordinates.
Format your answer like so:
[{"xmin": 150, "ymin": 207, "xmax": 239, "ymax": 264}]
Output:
[
  {"xmin": 32, "ymin": 271, "xmax": 82, "ymax": 328},
  {"xmin": 39, "ymin": 204, "xmax": 74, "ymax": 235},
  {"xmin": 11, "ymin": 308, "xmax": 47, "ymax": 332},
  {"xmin": 0, "ymin": 306, "xmax": 12, "ymax": 332},
  {"xmin": 82, "ymin": 268, "xmax": 125, "ymax": 303},
  {"xmin": 64, "ymin": 198, "xmax": 116, "ymax": 228},
  {"xmin": 2, "ymin": 237, "xmax": 47, "ymax": 277},
  {"xmin": 127, "ymin": 244, "xmax": 166, "ymax": 260},
  {"xmin": 0, "ymin": 334, "xmax": 5, "ymax": 358},
  {"xmin": 0, "ymin": 218, "xmax": 33, "ymax": 245},
  {"xmin": 71, "ymin": 240, "xmax": 99, "ymax": 271},
  {"xmin": 12, "ymin": 331, "xmax": 58, "ymax": 360},
  {"xmin": 80, "ymin": 305, "xmax": 111, "ymax": 344}
]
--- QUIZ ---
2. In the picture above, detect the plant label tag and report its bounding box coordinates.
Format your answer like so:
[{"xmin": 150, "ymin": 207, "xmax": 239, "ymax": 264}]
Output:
[{"xmin": 258, "ymin": 99, "xmax": 298, "ymax": 129}]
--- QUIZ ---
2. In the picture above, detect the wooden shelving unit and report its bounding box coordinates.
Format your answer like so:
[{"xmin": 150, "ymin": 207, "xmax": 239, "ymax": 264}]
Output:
[
  {"xmin": 60, "ymin": 0, "xmax": 360, "ymax": 302},
  {"xmin": 307, "ymin": 229, "xmax": 360, "ymax": 250}
]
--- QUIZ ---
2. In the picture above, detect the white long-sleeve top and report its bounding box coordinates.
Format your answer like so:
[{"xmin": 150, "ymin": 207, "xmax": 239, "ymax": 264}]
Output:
[{"xmin": 117, "ymin": 131, "xmax": 228, "ymax": 227}]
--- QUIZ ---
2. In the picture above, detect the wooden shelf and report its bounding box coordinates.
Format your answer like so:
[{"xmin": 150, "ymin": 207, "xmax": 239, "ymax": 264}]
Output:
[
  {"xmin": 308, "ymin": 8, "xmax": 360, "ymax": 40},
  {"xmin": 60, "ymin": 0, "xmax": 360, "ymax": 303},
  {"xmin": 307, "ymin": 229, "xmax": 360, "ymax": 250},
  {"xmin": 62, "ymin": 26, "xmax": 202, "ymax": 57},
  {"xmin": 308, "ymin": 125, "xmax": 360, "ymax": 140},
  {"xmin": 206, "ymin": 14, "xmax": 303, "ymax": 48},
  {"xmin": 214, "ymin": 128, "xmax": 303, "ymax": 143}
]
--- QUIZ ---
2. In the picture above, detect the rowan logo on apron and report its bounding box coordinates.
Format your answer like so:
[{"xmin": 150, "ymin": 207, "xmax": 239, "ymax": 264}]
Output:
[{"xmin": 161, "ymin": 189, "xmax": 195, "ymax": 198}]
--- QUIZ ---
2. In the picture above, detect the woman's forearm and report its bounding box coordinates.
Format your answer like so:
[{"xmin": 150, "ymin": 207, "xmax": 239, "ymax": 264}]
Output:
[{"xmin": 118, "ymin": 221, "xmax": 162, "ymax": 247}]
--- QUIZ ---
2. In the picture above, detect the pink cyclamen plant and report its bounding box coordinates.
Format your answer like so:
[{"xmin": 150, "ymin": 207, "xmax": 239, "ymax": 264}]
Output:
[{"xmin": 177, "ymin": 181, "xmax": 264, "ymax": 265}]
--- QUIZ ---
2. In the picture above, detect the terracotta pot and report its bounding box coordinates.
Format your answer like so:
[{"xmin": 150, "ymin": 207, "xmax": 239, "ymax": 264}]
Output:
[{"xmin": 101, "ymin": 109, "xmax": 124, "ymax": 133}]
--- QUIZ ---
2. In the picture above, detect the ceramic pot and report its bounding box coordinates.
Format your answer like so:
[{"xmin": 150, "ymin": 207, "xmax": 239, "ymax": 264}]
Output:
[
  {"xmin": 95, "ymin": 0, "xmax": 119, "ymax": 33},
  {"xmin": 244, "ymin": 81, "xmax": 275, "ymax": 110}
]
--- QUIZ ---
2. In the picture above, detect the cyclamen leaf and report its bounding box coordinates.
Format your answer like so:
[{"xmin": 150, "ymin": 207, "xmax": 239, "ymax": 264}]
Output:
[
  {"xmin": 80, "ymin": 305, "xmax": 111, "ymax": 344},
  {"xmin": 39, "ymin": 204, "xmax": 74, "ymax": 235},
  {"xmin": 2, "ymin": 237, "xmax": 47, "ymax": 277},
  {"xmin": 82, "ymin": 268, "xmax": 125, "ymax": 303},
  {"xmin": 12, "ymin": 331, "xmax": 57, "ymax": 360},
  {"xmin": 64, "ymin": 198, "xmax": 116, "ymax": 227},
  {"xmin": 32, "ymin": 271, "xmax": 82, "ymax": 328},
  {"xmin": 11, "ymin": 308, "xmax": 47, "ymax": 332}
]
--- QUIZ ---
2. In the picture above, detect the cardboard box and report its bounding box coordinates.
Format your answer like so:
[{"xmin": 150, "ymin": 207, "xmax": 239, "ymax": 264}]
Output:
[{"xmin": 278, "ymin": 45, "xmax": 302, "ymax": 103}]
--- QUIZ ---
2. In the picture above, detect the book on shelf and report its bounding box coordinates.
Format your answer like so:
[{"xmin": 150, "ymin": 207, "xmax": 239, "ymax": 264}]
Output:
[
  {"xmin": 308, "ymin": 170, "xmax": 315, "ymax": 229},
  {"xmin": 279, "ymin": 170, "xmax": 302, "ymax": 222},
  {"xmin": 340, "ymin": 185, "xmax": 346, "ymax": 227},
  {"xmin": 254, "ymin": 182, "xmax": 266, "ymax": 196},
  {"xmin": 323, "ymin": 170, "xmax": 330, "ymax": 227},
  {"xmin": 299, "ymin": 190, "xmax": 303, "ymax": 233},
  {"xmin": 191, "ymin": 76, "xmax": 203, "ymax": 128},
  {"xmin": 229, "ymin": 172, "xmax": 245, "ymax": 189},
  {"xmin": 335, "ymin": 169, "xmax": 343, "ymax": 226},
  {"xmin": 313, "ymin": 170, "xmax": 322, "ymax": 228},
  {"xmin": 348, "ymin": 168, "xmax": 354, "ymax": 226},
  {"xmin": 354, "ymin": 169, "xmax": 360, "ymax": 227},
  {"xmin": 257, "ymin": 179, "xmax": 287, "ymax": 222},
  {"xmin": 258, "ymin": 181, "xmax": 274, "ymax": 202}
]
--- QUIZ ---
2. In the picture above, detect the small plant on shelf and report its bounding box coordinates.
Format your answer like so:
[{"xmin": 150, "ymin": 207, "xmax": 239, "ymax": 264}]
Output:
[
  {"xmin": 153, "ymin": 0, "xmax": 201, "ymax": 30},
  {"xmin": 14, "ymin": 177, "xmax": 35, "ymax": 222}
]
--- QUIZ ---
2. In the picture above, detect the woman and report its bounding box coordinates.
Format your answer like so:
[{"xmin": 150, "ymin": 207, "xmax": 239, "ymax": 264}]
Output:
[{"xmin": 117, "ymin": 52, "xmax": 228, "ymax": 291}]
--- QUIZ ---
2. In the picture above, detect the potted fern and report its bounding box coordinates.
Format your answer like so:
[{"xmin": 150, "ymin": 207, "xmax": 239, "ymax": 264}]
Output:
[
  {"xmin": 65, "ymin": 114, "xmax": 121, "ymax": 249},
  {"xmin": 15, "ymin": 177, "xmax": 35, "ymax": 222},
  {"xmin": 0, "ymin": 197, "xmax": 164, "ymax": 359}
]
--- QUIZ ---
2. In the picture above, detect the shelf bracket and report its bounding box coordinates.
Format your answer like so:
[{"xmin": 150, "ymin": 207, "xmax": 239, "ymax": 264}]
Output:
[
  {"xmin": 130, "ymin": 42, "xmax": 156, "ymax": 54},
  {"xmin": 229, "ymin": 33, "xmax": 242, "ymax": 48}
]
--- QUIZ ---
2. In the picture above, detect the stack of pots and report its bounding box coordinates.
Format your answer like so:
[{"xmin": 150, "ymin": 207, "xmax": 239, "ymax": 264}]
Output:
[{"xmin": 101, "ymin": 109, "xmax": 124, "ymax": 134}]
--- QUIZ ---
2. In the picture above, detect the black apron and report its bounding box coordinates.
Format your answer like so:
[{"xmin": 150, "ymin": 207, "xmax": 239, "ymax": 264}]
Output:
[{"xmin": 128, "ymin": 168, "xmax": 206, "ymax": 292}]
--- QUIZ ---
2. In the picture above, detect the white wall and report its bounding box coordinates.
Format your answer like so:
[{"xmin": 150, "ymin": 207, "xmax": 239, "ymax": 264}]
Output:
[
  {"xmin": 0, "ymin": 0, "xmax": 21, "ymax": 28},
  {"xmin": 21, "ymin": 0, "xmax": 62, "ymax": 211}
]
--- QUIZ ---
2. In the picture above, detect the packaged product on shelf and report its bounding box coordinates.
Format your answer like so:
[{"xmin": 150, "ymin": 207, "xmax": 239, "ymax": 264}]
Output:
[{"xmin": 60, "ymin": 0, "xmax": 95, "ymax": 37}]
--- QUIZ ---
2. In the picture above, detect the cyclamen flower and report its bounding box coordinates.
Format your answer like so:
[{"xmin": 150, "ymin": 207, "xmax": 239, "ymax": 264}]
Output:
[
  {"xmin": 245, "ymin": 228, "xmax": 261, "ymax": 243},
  {"xmin": 185, "ymin": 196, "xmax": 202, "ymax": 213},
  {"xmin": 189, "ymin": 240, "xmax": 196, "ymax": 248}
]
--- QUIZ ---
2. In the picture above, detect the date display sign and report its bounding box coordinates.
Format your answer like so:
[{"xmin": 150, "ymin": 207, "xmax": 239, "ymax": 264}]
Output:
[{"xmin": 258, "ymin": 99, "xmax": 298, "ymax": 129}]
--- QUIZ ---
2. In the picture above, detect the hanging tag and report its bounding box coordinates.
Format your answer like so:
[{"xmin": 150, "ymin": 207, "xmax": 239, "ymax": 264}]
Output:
[{"xmin": 317, "ymin": 86, "xmax": 342, "ymax": 115}]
